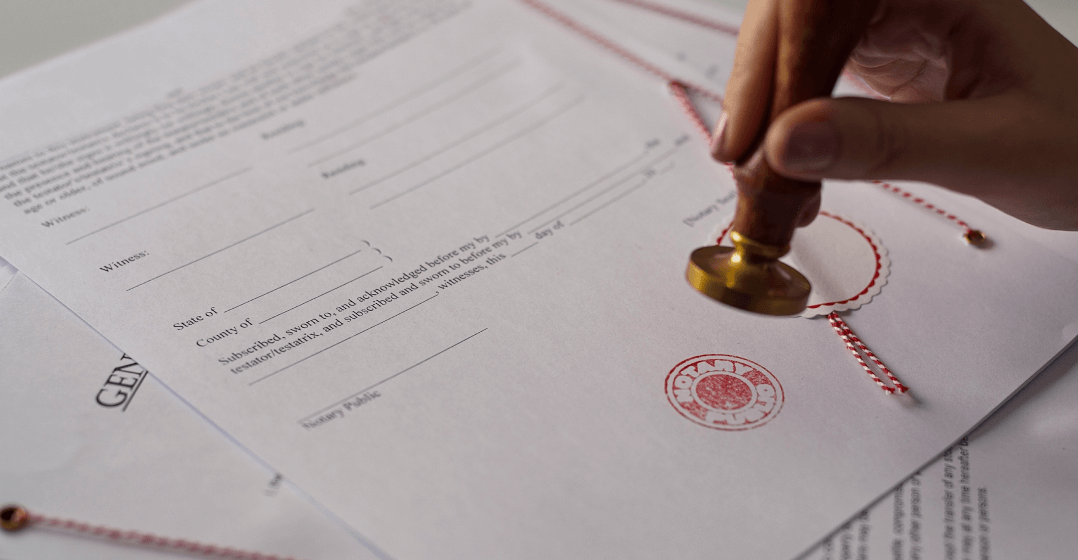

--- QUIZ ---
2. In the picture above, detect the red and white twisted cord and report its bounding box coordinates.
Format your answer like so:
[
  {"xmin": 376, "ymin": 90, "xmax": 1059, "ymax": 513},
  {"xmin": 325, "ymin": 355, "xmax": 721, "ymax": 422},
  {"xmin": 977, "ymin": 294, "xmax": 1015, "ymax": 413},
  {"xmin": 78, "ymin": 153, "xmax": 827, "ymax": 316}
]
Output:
[
  {"xmin": 872, "ymin": 180, "xmax": 984, "ymax": 243},
  {"xmin": 668, "ymin": 81, "xmax": 716, "ymax": 140},
  {"xmin": 2, "ymin": 506, "xmax": 301, "ymax": 560},
  {"xmin": 828, "ymin": 312, "xmax": 908, "ymax": 394},
  {"xmin": 518, "ymin": 0, "xmax": 723, "ymax": 106}
]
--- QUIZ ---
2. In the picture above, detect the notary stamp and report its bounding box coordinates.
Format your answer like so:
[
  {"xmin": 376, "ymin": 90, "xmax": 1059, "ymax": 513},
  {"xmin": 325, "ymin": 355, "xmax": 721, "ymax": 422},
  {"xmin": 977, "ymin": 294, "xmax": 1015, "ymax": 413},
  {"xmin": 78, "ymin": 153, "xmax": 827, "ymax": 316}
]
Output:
[{"xmin": 665, "ymin": 354, "xmax": 784, "ymax": 430}]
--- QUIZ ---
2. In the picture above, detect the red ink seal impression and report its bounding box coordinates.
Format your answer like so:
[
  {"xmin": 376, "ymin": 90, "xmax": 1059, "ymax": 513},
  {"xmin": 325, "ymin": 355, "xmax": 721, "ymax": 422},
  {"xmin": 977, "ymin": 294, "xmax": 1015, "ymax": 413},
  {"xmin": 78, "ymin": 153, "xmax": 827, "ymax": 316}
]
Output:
[{"xmin": 665, "ymin": 354, "xmax": 784, "ymax": 430}]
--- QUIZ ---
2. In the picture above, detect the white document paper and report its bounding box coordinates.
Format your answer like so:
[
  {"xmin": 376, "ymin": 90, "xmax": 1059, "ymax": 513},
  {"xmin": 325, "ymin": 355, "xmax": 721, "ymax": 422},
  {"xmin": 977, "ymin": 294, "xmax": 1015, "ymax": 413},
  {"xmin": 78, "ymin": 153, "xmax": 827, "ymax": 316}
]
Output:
[
  {"xmin": 0, "ymin": 273, "xmax": 380, "ymax": 560},
  {"xmin": 1, "ymin": 1, "xmax": 1077, "ymax": 558},
  {"xmin": 800, "ymin": 340, "xmax": 1078, "ymax": 560}
]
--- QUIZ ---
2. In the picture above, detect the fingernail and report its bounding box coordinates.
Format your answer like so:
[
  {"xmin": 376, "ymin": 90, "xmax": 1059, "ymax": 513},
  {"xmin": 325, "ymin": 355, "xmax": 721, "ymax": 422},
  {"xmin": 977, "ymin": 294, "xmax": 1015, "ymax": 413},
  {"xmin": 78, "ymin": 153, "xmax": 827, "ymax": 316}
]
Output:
[
  {"xmin": 782, "ymin": 121, "xmax": 838, "ymax": 172},
  {"xmin": 710, "ymin": 112, "xmax": 728, "ymax": 160}
]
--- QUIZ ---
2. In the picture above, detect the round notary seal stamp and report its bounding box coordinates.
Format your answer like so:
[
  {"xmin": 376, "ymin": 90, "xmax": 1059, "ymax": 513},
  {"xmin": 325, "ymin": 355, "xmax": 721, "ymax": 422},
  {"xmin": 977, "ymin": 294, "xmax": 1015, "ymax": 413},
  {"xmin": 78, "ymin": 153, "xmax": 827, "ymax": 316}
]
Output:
[{"xmin": 665, "ymin": 354, "xmax": 784, "ymax": 430}]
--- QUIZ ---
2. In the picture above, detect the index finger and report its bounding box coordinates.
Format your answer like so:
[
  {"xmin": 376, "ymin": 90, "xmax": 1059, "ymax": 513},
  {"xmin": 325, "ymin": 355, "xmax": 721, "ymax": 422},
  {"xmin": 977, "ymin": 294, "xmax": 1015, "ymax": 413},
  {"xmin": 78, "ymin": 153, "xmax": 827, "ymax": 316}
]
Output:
[{"xmin": 713, "ymin": 0, "xmax": 780, "ymax": 163}]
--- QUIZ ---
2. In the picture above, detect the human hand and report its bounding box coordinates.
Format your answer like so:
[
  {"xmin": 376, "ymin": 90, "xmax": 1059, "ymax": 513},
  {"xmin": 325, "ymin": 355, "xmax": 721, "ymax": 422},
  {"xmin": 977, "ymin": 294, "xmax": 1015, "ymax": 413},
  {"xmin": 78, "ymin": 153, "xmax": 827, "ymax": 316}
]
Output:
[{"xmin": 712, "ymin": 0, "xmax": 1078, "ymax": 230}]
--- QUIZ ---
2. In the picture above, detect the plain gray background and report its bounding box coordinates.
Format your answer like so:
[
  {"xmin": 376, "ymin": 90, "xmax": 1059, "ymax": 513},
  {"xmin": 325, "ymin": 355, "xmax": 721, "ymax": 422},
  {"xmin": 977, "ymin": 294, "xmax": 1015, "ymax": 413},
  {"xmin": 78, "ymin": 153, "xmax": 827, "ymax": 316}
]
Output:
[{"xmin": 0, "ymin": 0, "xmax": 1075, "ymax": 80}]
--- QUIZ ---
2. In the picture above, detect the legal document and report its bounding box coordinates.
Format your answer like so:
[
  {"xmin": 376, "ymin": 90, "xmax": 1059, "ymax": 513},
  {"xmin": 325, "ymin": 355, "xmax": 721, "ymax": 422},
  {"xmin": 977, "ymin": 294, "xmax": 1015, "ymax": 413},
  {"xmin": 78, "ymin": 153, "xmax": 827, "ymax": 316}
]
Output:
[
  {"xmin": 5, "ymin": 263, "xmax": 1078, "ymax": 559},
  {"xmin": 1, "ymin": 1, "xmax": 1078, "ymax": 558},
  {"xmin": 0, "ymin": 273, "xmax": 379, "ymax": 560},
  {"xmin": 800, "ymin": 342, "xmax": 1078, "ymax": 560}
]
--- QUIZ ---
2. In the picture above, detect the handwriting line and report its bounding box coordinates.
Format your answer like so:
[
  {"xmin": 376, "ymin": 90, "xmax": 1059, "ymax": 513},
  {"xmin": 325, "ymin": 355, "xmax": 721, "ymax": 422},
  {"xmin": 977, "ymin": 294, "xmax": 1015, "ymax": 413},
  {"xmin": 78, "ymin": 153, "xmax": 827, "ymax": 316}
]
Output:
[
  {"xmin": 68, "ymin": 167, "xmax": 252, "ymax": 245},
  {"xmin": 527, "ymin": 172, "xmax": 640, "ymax": 234},
  {"xmin": 223, "ymin": 247, "xmax": 369, "ymax": 313},
  {"xmin": 288, "ymin": 48, "xmax": 503, "ymax": 155},
  {"xmin": 493, "ymin": 149, "xmax": 651, "ymax": 238},
  {"xmin": 297, "ymin": 327, "xmax": 487, "ymax": 421},
  {"xmin": 370, "ymin": 94, "xmax": 585, "ymax": 209},
  {"xmin": 510, "ymin": 242, "xmax": 539, "ymax": 257},
  {"xmin": 250, "ymin": 293, "xmax": 441, "ymax": 386},
  {"xmin": 570, "ymin": 177, "xmax": 650, "ymax": 226},
  {"xmin": 308, "ymin": 59, "xmax": 522, "ymax": 168},
  {"xmin": 126, "ymin": 209, "xmax": 313, "ymax": 292},
  {"xmin": 528, "ymin": 146, "xmax": 679, "ymax": 234},
  {"xmin": 258, "ymin": 265, "xmax": 384, "ymax": 325},
  {"xmin": 350, "ymin": 81, "xmax": 568, "ymax": 196}
]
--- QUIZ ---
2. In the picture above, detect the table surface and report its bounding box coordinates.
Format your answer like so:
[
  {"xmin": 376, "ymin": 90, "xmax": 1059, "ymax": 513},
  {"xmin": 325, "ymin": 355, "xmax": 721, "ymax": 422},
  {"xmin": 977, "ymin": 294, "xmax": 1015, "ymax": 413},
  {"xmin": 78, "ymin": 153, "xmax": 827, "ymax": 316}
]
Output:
[{"xmin": 0, "ymin": 0, "xmax": 1075, "ymax": 80}]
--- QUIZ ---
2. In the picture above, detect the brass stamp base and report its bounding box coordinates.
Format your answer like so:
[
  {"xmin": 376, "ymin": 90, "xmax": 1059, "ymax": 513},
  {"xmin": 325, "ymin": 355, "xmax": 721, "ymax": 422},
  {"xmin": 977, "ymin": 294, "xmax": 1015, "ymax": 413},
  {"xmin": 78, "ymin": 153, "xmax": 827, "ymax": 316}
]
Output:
[{"xmin": 686, "ymin": 238, "xmax": 811, "ymax": 316}]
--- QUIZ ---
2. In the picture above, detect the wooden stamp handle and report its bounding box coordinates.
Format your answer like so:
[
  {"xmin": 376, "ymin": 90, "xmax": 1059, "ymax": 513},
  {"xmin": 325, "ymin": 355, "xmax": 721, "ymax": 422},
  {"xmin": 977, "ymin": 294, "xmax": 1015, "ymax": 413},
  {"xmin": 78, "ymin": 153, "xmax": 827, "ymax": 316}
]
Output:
[{"xmin": 731, "ymin": 0, "xmax": 879, "ymax": 246}]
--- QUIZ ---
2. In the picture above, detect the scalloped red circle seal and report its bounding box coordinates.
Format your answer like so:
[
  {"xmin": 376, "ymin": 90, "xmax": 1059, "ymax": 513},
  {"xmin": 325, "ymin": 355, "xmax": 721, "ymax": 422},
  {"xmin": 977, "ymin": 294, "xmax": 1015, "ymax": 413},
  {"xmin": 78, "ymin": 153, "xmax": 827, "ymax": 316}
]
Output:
[{"xmin": 665, "ymin": 354, "xmax": 784, "ymax": 430}]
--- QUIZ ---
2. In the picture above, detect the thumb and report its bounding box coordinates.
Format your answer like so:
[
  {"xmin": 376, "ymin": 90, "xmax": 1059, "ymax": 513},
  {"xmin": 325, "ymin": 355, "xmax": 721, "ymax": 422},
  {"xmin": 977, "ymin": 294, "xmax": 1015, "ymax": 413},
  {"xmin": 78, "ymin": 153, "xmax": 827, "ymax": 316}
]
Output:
[{"xmin": 762, "ymin": 95, "xmax": 1032, "ymax": 192}]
